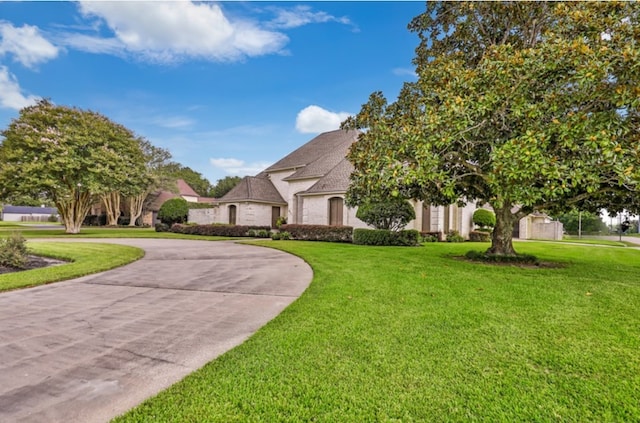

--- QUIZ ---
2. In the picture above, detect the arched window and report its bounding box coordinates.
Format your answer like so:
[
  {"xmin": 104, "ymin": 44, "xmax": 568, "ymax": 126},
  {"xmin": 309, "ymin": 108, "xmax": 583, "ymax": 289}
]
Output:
[
  {"xmin": 328, "ymin": 197, "xmax": 344, "ymax": 226},
  {"xmin": 228, "ymin": 205, "xmax": 237, "ymax": 225}
]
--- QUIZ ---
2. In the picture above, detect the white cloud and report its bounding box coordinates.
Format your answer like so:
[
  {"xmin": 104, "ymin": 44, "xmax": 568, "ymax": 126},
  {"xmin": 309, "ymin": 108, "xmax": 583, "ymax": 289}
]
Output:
[
  {"xmin": 267, "ymin": 5, "xmax": 357, "ymax": 31},
  {"xmin": 0, "ymin": 22, "xmax": 59, "ymax": 68},
  {"xmin": 210, "ymin": 157, "xmax": 272, "ymax": 176},
  {"xmin": 0, "ymin": 66, "xmax": 39, "ymax": 110},
  {"xmin": 295, "ymin": 105, "xmax": 351, "ymax": 134},
  {"xmin": 152, "ymin": 115, "xmax": 195, "ymax": 129},
  {"xmin": 70, "ymin": 1, "xmax": 288, "ymax": 63},
  {"xmin": 392, "ymin": 67, "xmax": 417, "ymax": 78}
]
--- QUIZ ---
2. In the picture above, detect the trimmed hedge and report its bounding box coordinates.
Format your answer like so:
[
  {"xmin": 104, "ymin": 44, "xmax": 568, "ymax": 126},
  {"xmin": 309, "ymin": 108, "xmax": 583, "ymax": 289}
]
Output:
[
  {"xmin": 187, "ymin": 202, "xmax": 215, "ymax": 209},
  {"xmin": 280, "ymin": 224, "xmax": 353, "ymax": 243},
  {"xmin": 469, "ymin": 231, "xmax": 491, "ymax": 242},
  {"xmin": 353, "ymin": 229, "xmax": 421, "ymax": 246},
  {"xmin": 169, "ymin": 223, "xmax": 271, "ymax": 237},
  {"xmin": 420, "ymin": 231, "xmax": 443, "ymax": 242}
]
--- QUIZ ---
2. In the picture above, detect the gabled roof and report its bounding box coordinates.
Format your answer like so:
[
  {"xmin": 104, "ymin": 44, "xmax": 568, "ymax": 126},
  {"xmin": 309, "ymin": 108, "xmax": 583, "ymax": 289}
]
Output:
[
  {"xmin": 264, "ymin": 129, "xmax": 359, "ymax": 176},
  {"xmin": 176, "ymin": 179, "xmax": 200, "ymax": 197},
  {"xmin": 304, "ymin": 157, "xmax": 354, "ymax": 194},
  {"xmin": 219, "ymin": 175, "xmax": 286, "ymax": 204},
  {"xmin": 2, "ymin": 206, "xmax": 58, "ymax": 214},
  {"xmin": 145, "ymin": 191, "xmax": 178, "ymax": 212}
]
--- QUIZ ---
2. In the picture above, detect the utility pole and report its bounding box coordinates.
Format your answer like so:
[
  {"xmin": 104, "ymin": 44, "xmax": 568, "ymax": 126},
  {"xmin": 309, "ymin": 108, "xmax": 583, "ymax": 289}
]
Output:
[{"xmin": 578, "ymin": 211, "xmax": 582, "ymax": 239}]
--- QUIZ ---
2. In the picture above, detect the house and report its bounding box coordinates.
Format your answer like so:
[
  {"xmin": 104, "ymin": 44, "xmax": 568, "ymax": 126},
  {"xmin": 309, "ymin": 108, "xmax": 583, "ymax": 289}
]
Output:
[
  {"xmin": 1, "ymin": 205, "xmax": 58, "ymax": 222},
  {"xmin": 141, "ymin": 179, "xmax": 209, "ymax": 225},
  {"xmin": 207, "ymin": 129, "xmax": 479, "ymax": 238}
]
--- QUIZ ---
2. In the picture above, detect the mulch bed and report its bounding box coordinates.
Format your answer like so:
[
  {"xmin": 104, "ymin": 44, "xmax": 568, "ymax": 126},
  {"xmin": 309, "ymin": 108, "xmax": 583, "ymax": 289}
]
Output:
[{"xmin": 0, "ymin": 255, "xmax": 67, "ymax": 275}]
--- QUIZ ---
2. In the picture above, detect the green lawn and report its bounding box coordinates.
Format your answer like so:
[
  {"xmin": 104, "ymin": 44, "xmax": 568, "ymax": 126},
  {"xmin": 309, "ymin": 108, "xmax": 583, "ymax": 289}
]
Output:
[
  {"xmin": 114, "ymin": 241, "xmax": 640, "ymax": 422},
  {"xmin": 0, "ymin": 241, "xmax": 143, "ymax": 292}
]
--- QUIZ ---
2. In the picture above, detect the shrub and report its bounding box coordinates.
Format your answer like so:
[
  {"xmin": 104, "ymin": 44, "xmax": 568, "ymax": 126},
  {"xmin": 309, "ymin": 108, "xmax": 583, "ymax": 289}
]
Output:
[
  {"xmin": 356, "ymin": 199, "xmax": 416, "ymax": 231},
  {"xmin": 271, "ymin": 232, "xmax": 281, "ymax": 240},
  {"xmin": 155, "ymin": 223, "xmax": 170, "ymax": 232},
  {"xmin": 158, "ymin": 198, "xmax": 189, "ymax": 225},
  {"xmin": 0, "ymin": 232, "xmax": 28, "ymax": 269},
  {"xmin": 473, "ymin": 209, "xmax": 496, "ymax": 229},
  {"xmin": 187, "ymin": 202, "xmax": 215, "ymax": 209},
  {"xmin": 353, "ymin": 229, "xmax": 421, "ymax": 246},
  {"xmin": 279, "ymin": 231, "xmax": 291, "ymax": 240},
  {"xmin": 168, "ymin": 224, "xmax": 271, "ymax": 237},
  {"xmin": 275, "ymin": 216, "xmax": 287, "ymax": 228},
  {"xmin": 465, "ymin": 250, "xmax": 539, "ymax": 265},
  {"xmin": 83, "ymin": 214, "xmax": 107, "ymax": 226},
  {"xmin": 420, "ymin": 231, "xmax": 442, "ymax": 242},
  {"xmin": 248, "ymin": 229, "xmax": 271, "ymax": 238},
  {"xmin": 469, "ymin": 231, "xmax": 491, "ymax": 242},
  {"xmin": 47, "ymin": 214, "xmax": 58, "ymax": 223},
  {"xmin": 280, "ymin": 224, "xmax": 353, "ymax": 242},
  {"xmin": 446, "ymin": 230, "xmax": 465, "ymax": 243}
]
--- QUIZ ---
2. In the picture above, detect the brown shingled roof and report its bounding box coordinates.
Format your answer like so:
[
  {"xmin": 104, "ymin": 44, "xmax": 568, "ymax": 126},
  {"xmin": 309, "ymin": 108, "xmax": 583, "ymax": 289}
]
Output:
[
  {"xmin": 176, "ymin": 179, "xmax": 200, "ymax": 197},
  {"xmin": 265, "ymin": 129, "xmax": 359, "ymax": 175},
  {"xmin": 219, "ymin": 175, "xmax": 286, "ymax": 204},
  {"xmin": 304, "ymin": 158, "xmax": 354, "ymax": 194}
]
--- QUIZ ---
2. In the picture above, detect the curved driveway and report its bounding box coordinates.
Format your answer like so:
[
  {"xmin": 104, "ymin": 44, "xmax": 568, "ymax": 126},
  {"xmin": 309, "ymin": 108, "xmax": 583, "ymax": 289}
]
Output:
[{"xmin": 0, "ymin": 239, "xmax": 313, "ymax": 423}]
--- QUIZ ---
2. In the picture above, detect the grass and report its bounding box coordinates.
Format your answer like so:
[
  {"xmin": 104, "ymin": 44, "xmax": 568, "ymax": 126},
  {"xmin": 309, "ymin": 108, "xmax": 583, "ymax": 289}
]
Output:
[
  {"xmin": 0, "ymin": 226, "xmax": 234, "ymax": 240},
  {"xmin": 114, "ymin": 241, "xmax": 640, "ymax": 422},
  {"xmin": 0, "ymin": 241, "xmax": 143, "ymax": 292}
]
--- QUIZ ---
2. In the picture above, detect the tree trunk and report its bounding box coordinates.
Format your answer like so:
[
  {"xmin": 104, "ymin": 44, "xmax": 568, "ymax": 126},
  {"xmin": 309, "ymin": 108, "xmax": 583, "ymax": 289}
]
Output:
[
  {"xmin": 128, "ymin": 193, "xmax": 146, "ymax": 226},
  {"xmin": 101, "ymin": 191, "xmax": 121, "ymax": 226},
  {"xmin": 487, "ymin": 204, "xmax": 517, "ymax": 256},
  {"xmin": 56, "ymin": 190, "xmax": 93, "ymax": 234}
]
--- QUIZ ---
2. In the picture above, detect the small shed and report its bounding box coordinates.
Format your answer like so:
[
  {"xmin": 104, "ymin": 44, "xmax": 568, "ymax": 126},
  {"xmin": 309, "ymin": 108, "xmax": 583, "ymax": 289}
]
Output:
[{"xmin": 1, "ymin": 205, "xmax": 59, "ymax": 222}]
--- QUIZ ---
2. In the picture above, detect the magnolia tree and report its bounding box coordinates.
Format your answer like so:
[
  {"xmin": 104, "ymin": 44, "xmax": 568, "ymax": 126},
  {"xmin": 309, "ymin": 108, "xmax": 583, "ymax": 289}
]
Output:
[
  {"xmin": 0, "ymin": 100, "xmax": 146, "ymax": 233},
  {"xmin": 343, "ymin": 2, "xmax": 640, "ymax": 256}
]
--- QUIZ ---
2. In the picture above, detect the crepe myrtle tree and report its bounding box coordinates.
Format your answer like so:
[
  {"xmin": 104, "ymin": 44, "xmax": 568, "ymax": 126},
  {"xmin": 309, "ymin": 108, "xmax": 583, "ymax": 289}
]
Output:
[
  {"xmin": 0, "ymin": 99, "xmax": 147, "ymax": 233},
  {"xmin": 343, "ymin": 2, "xmax": 640, "ymax": 256},
  {"xmin": 125, "ymin": 138, "xmax": 172, "ymax": 226}
]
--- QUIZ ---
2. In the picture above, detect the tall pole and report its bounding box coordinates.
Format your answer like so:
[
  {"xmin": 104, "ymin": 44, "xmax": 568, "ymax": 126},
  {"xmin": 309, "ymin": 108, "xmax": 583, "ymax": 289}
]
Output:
[
  {"xmin": 619, "ymin": 214, "xmax": 622, "ymax": 242},
  {"xmin": 578, "ymin": 211, "xmax": 582, "ymax": 239}
]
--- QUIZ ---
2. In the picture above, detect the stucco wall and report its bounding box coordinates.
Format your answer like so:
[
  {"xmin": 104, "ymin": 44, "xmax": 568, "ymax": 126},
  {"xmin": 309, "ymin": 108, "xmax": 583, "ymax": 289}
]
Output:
[
  {"xmin": 235, "ymin": 203, "xmax": 273, "ymax": 226},
  {"xmin": 188, "ymin": 208, "xmax": 219, "ymax": 225},
  {"xmin": 268, "ymin": 170, "xmax": 296, "ymax": 200},
  {"xmin": 531, "ymin": 221, "xmax": 564, "ymax": 241}
]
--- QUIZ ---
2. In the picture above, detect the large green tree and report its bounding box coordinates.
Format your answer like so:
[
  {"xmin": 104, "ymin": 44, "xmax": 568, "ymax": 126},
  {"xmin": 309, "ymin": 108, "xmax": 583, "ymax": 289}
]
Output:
[
  {"xmin": 160, "ymin": 162, "xmax": 213, "ymax": 197},
  {"xmin": 211, "ymin": 176, "xmax": 242, "ymax": 198},
  {"xmin": 343, "ymin": 2, "xmax": 640, "ymax": 255},
  {"xmin": 0, "ymin": 100, "xmax": 144, "ymax": 233}
]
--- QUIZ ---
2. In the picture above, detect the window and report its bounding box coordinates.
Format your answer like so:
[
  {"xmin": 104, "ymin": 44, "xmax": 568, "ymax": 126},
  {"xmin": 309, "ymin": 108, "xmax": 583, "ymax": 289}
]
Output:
[{"xmin": 328, "ymin": 197, "xmax": 344, "ymax": 226}]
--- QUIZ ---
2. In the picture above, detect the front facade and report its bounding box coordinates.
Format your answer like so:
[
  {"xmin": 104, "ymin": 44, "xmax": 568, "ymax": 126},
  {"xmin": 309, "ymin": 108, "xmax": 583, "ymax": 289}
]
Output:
[{"xmin": 210, "ymin": 129, "xmax": 478, "ymax": 237}]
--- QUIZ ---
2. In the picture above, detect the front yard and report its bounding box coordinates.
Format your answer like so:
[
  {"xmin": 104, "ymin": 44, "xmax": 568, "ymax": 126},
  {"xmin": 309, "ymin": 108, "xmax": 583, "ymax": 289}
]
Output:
[{"xmin": 113, "ymin": 241, "xmax": 640, "ymax": 422}]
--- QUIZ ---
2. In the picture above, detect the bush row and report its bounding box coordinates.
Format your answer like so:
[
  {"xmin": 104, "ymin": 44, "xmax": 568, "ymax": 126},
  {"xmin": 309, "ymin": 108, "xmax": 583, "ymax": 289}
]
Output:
[
  {"xmin": 279, "ymin": 224, "xmax": 353, "ymax": 243},
  {"xmin": 165, "ymin": 223, "xmax": 271, "ymax": 237},
  {"xmin": 156, "ymin": 222, "xmax": 489, "ymax": 245},
  {"xmin": 353, "ymin": 229, "xmax": 421, "ymax": 246}
]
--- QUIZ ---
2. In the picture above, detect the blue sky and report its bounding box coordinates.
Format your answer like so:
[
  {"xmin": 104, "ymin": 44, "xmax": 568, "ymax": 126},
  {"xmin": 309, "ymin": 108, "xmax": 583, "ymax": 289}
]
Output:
[{"xmin": 0, "ymin": 1, "xmax": 424, "ymax": 186}]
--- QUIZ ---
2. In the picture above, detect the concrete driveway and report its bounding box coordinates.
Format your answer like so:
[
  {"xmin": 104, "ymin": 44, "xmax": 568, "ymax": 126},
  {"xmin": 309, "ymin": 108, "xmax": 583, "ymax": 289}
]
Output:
[{"xmin": 0, "ymin": 239, "xmax": 313, "ymax": 423}]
